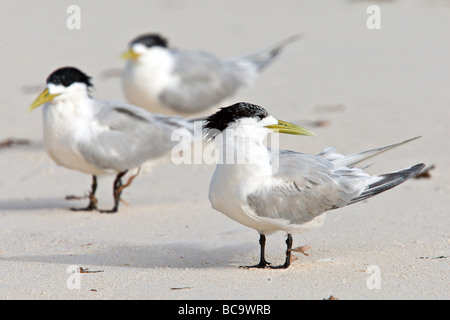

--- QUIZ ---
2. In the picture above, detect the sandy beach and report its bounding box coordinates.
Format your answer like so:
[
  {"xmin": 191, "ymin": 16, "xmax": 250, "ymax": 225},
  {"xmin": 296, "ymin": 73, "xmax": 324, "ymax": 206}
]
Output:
[{"xmin": 0, "ymin": 0, "xmax": 448, "ymax": 300}]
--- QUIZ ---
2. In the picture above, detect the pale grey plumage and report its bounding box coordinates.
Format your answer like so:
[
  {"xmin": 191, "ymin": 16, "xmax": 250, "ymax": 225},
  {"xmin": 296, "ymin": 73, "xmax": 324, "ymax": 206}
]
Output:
[
  {"xmin": 160, "ymin": 34, "xmax": 301, "ymax": 114},
  {"xmin": 205, "ymin": 102, "xmax": 425, "ymax": 268},
  {"xmin": 30, "ymin": 66, "xmax": 199, "ymax": 212},
  {"xmin": 78, "ymin": 100, "xmax": 194, "ymax": 172},
  {"xmin": 247, "ymin": 137, "xmax": 423, "ymax": 227},
  {"xmin": 158, "ymin": 49, "xmax": 247, "ymax": 114},
  {"xmin": 247, "ymin": 151, "xmax": 368, "ymax": 225},
  {"xmin": 130, "ymin": 34, "xmax": 302, "ymax": 115}
]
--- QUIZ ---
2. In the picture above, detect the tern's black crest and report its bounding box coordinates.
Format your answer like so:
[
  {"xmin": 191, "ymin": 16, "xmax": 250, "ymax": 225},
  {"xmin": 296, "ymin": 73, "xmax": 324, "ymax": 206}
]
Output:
[
  {"xmin": 203, "ymin": 102, "xmax": 269, "ymax": 140},
  {"xmin": 130, "ymin": 33, "xmax": 168, "ymax": 48},
  {"xmin": 46, "ymin": 67, "xmax": 93, "ymax": 88}
]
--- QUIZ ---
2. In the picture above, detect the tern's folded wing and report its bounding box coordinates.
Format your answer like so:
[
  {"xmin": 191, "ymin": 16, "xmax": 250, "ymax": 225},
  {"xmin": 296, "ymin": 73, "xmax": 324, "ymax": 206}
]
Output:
[
  {"xmin": 77, "ymin": 100, "xmax": 193, "ymax": 171},
  {"xmin": 246, "ymin": 151, "xmax": 369, "ymax": 225},
  {"xmin": 159, "ymin": 50, "xmax": 249, "ymax": 113}
]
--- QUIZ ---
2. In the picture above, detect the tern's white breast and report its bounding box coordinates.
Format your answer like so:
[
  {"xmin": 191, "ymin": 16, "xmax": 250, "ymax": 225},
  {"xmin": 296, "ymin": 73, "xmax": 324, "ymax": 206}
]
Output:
[
  {"xmin": 208, "ymin": 136, "xmax": 277, "ymax": 233},
  {"xmin": 122, "ymin": 47, "xmax": 176, "ymax": 114},
  {"xmin": 42, "ymin": 99, "xmax": 108, "ymax": 175}
]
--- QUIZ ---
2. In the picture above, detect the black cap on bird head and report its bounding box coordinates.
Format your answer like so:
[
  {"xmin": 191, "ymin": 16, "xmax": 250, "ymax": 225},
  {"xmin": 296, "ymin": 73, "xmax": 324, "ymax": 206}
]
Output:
[
  {"xmin": 203, "ymin": 102, "xmax": 315, "ymax": 141},
  {"xmin": 28, "ymin": 67, "xmax": 93, "ymax": 112},
  {"xmin": 46, "ymin": 67, "xmax": 93, "ymax": 88},
  {"xmin": 130, "ymin": 33, "xmax": 168, "ymax": 48},
  {"xmin": 203, "ymin": 102, "xmax": 269, "ymax": 141}
]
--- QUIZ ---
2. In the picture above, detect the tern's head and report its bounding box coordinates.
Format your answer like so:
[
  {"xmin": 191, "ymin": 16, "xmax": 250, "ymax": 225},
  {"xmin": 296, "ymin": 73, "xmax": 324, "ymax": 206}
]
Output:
[
  {"xmin": 28, "ymin": 67, "xmax": 93, "ymax": 111},
  {"xmin": 203, "ymin": 102, "xmax": 315, "ymax": 141},
  {"xmin": 122, "ymin": 33, "xmax": 168, "ymax": 61}
]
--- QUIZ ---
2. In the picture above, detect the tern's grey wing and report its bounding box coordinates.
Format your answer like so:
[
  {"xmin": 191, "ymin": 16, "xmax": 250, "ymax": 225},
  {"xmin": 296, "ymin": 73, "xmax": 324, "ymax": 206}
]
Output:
[
  {"xmin": 78, "ymin": 100, "xmax": 193, "ymax": 172},
  {"xmin": 159, "ymin": 50, "xmax": 250, "ymax": 114},
  {"xmin": 246, "ymin": 150, "xmax": 369, "ymax": 225}
]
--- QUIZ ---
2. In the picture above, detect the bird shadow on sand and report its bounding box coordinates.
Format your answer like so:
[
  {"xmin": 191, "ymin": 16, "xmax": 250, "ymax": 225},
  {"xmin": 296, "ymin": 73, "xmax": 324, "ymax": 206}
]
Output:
[
  {"xmin": 0, "ymin": 197, "xmax": 71, "ymax": 212},
  {"xmin": 0, "ymin": 242, "xmax": 255, "ymax": 269}
]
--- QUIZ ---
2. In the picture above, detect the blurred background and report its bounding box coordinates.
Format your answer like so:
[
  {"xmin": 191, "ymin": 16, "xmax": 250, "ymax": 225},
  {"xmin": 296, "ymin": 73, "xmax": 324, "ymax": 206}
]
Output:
[
  {"xmin": 0, "ymin": 0, "xmax": 449, "ymax": 300},
  {"xmin": 1, "ymin": 1, "xmax": 449, "ymax": 154},
  {"xmin": 1, "ymin": 0, "xmax": 449, "ymax": 196}
]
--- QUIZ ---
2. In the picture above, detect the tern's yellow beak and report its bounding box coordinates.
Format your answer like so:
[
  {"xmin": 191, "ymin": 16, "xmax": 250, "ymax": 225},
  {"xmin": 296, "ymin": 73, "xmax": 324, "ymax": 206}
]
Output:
[
  {"xmin": 265, "ymin": 120, "xmax": 316, "ymax": 136},
  {"xmin": 121, "ymin": 48, "xmax": 140, "ymax": 60},
  {"xmin": 28, "ymin": 88, "xmax": 60, "ymax": 112}
]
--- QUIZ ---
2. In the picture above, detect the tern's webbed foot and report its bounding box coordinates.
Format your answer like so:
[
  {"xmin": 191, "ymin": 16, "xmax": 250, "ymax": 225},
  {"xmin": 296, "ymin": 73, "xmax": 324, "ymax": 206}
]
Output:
[
  {"xmin": 98, "ymin": 207, "xmax": 118, "ymax": 214},
  {"xmin": 268, "ymin": 262, "xmax": 290, "ymax": 269},
  {"xmin": 70, "ymin": 204, "xmax": 97, "ymax": 212},
  {"xmin": 240, "ymin": 234, "xmax": 272, "ymax": 269},
  {"xmin": 69, "ymin": 175, "xmax": 98, "ymax": 212},
  {"xmin": 240, "ymin": 259, "xmax": 271, "ymax": 269},
  {"xmin": 70, "ymin": 199, "xmax": 98, "ymax": 212}
]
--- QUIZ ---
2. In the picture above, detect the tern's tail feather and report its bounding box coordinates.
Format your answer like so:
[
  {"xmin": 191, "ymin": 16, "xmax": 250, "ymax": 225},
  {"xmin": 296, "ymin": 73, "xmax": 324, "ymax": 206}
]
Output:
[
  {"xmin": 332, "ymin": 136, "xmax": 422, "ymax": 169},
  {"xmin": 241, "ymin": 33, "xmax": 302, "ymax": 72},
  {"xmin": 348, "ymin": 163, "xmax": 425, "ymax": 205}
]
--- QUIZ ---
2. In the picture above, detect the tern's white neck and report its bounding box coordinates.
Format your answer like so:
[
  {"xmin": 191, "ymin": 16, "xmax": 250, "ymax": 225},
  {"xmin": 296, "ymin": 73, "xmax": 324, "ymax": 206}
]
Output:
[
  {"xmin": 208, "ymin": 125, "xmax": 274, "ymax": 232},
  {"xmin": 41, "ymin": 84, "xmax": 105, "ymax": 175},
  {"xmin": 122, "ymin": 46, "xmax": 175, "ymax": 112},
  {"xmin": 212, "ymin": 117, "xmax": 278, "ymax": 186},
  {"xmin": 216, "ymin": 130, "xmax": 271, "ymax": 169},
  {"xmin": 135, "ymin": 46, "xmax": 173, "ymax": 67},
  {"xmin": 46, "ymin": 83, "xmax": 93, "ymax": 120},
  {"xmin": 214, "ymin": 116, "xmax": 277, "ymax": 168}
]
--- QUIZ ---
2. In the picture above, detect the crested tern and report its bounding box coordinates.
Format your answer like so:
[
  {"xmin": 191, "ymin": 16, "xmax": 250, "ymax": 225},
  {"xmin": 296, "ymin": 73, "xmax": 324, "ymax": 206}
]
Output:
[
  {"xmin": 204, "ymin": 102, "xmax": 425, "ymax": 269},
  {"xmin": 121, "ymin": 33, "xmax": 301, "ymax": 116},
  {"xmin": 29, "ymin": 67, "xmax": 195, "ymax": 213}
]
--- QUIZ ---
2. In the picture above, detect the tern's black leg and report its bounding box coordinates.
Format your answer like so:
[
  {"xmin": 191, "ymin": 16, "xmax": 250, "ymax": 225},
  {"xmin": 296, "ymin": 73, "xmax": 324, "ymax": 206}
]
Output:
[
  {"xmin": 269, "ymin": 234, "xmax": 293, "ymax": 269},
  {"xmin": 100, "ymin": 170, "xmax": 128, "ymax": 214},
  {"xmin": 70, "ymin": 175, "xmax": 98, "ymax": 211},
  {"xmin": 241, "ymin": 234, "xmax": 271, "ymax": 269}
]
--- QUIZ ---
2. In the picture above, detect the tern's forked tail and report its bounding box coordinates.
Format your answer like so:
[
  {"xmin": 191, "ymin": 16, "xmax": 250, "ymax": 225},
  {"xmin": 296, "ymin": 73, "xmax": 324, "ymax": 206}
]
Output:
[
  {"xmin": 239, "ymin": 33, "xmax": 302, "ymax": 72},
  {"xmin": 348, "ymin": 163, "xmax": 425, "ymax": 205}
]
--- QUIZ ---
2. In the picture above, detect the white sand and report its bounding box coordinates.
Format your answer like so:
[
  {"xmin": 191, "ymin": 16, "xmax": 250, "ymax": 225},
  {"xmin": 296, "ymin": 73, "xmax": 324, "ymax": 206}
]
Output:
[{"xmin": 0, "ymin": 0, "xmax": 448, "ymax": 300}]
